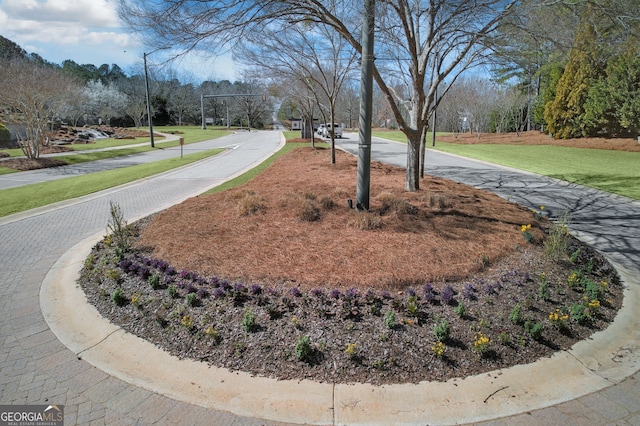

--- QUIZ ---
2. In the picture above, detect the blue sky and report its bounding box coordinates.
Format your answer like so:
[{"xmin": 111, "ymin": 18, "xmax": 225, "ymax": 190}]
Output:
[{"xmin": 0, "ymin": 0, "xmax": 239, "ymax": 82}]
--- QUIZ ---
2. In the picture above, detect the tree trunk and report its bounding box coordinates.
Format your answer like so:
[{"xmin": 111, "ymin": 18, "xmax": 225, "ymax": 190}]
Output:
[{"xmin": 405, "ymin": 134, "xmax": 421, "ymax": 191}]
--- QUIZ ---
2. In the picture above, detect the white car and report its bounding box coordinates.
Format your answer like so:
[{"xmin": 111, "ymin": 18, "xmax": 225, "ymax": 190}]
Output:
[
  {"xmin": 322, "ymin": 123, "xmax": 343, "ymax": 138},
  {"xmin": 317, "ymin": 124, "xmax": 325, "ymax": 135}
]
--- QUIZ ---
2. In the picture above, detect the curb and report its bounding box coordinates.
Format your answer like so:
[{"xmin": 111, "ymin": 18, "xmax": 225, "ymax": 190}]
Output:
[{"xmin": 40, "ymin": 235, "xmax": 640, "ymax": 425}]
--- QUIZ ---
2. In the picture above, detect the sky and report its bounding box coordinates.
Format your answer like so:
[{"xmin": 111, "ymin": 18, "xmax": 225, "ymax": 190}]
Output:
[{"xmin": 0, "ymin": 0, "xmax": 240, "ymax": 82}]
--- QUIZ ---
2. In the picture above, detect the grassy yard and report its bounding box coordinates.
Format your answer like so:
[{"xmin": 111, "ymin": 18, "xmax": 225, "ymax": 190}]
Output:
[
  {"xmin": 0, "ymin": 126, "xmax": 230, "ymax": 175},
  {"xmin": 372, "ymin": 130, "xmax": 640, "ymax": 200},
  {"xmin": 0, "ymin": 148, "xmax": 223, "ymax": 218}
]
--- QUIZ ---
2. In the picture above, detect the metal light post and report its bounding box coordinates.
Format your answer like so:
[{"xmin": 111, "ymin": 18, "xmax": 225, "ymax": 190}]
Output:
[
  {"xmin": 356, "ymin": 0, "xmax": 375, "ymax": 211},
  {"xmin": 143, "ymin": 52, "xmax": 155, "ymax": 148}
]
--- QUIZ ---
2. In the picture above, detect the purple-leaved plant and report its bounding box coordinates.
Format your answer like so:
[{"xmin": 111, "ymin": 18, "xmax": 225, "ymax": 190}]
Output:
[
  {"xmin": 330, "ymin": 289, "xmax": 341, "ymax": 299},
  {"xmin": 311, "ymin": 288, "xmax": 324, "ymax": 298},
  {"xmin": 441, "ymin": 285, "xmax": 455, "ymax": 305},
  {"xmin": 423, "ymin": 284, "xmax": 436, "ymax": 303},
  {"xmin": 290, "ymin": 287, "xmax": 302, "ymax": 298},
  {"xmin": 345, "ymin": 288, "xmax": 358, "ymax": 300},
  {"xmin": 250, "ymin": 284, "xmax": 263, "ymax": 295},
  {"xmin": 197, "ymin": 287, "xmax": 209, "ymax": 298},
  {"xmin": 462, "ymin": 283, "xmax": 476, "ymax": 300},
  {"xmin": 212, "ymin": 287, "xmax": 225, "ymax": 299},
  {"xmin": 405, "ymin": 288, "xmax": 416, "ymax": 298}
]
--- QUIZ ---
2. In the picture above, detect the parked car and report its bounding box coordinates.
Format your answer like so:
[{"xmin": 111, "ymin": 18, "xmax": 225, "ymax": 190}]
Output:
[
  {"xmin": 321, "ymin": 123, "xmax": 343, "ymax": 138},
  {"xmin": 317, "ymin": 123, "xmax": 326, "ymax": 135}
]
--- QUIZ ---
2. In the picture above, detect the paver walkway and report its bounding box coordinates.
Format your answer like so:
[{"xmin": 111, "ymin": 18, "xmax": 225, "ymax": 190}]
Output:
[
  {"xmin": 1, "ymin": 130, "xmax": 638, "ymax": 424},
  {"xmin": 0, "ymin": 131, "xmax": 288, "ymax": 425},
  {"xmin": 336, "ymin": 134, "xmax": 640, "ymax": 425}
]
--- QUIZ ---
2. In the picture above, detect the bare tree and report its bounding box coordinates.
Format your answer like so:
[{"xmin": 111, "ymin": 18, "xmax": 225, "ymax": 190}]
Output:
[
  {"xmin": 237, "ymin": 20, "xmax": 357, "ymax": 163},
  {"xmin": 0, "ymin": 58, "xmax": 80, "ymax": 158},
  {"xmin": 118, "ymin": 0, "xmax": 520, "ymax": 190}
]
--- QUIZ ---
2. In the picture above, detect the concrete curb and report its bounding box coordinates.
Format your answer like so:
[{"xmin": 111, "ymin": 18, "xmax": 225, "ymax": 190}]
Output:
[{"xmin": 40, "ymin": 234, "xmax": 640, "ymax": 425}]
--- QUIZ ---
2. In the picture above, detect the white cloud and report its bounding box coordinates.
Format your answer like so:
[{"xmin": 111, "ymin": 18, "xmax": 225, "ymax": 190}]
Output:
[
  {"xmin": 1, "ymin": 0, "xmax": 120, "ymax": 27},
  {"xmin": 0, "ymin": 0, "xmax": 239, "ymax": 81}
]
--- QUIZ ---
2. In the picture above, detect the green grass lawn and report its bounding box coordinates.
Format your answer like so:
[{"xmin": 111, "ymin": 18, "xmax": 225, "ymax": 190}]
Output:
[
  {"xmin": 372, "ymin": 130, "xmax": 640, "ymax": 200},
  {"xmin": 0, "ymin": 126, "xmax": 230, "ymax": 175},
  {"xmin": 0, "ymin": 148, "xmax": 223, "ymax": 218}
]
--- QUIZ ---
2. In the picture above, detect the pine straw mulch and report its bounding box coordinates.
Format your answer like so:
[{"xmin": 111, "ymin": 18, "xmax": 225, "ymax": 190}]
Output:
[{"xmin": 79, "ymin": 145, "xmax": 623, "ymax": 385}]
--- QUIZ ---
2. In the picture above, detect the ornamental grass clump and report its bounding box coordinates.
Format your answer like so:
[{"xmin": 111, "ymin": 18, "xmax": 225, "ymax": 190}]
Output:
[{"xmin": 545, "ymin": 212, "xmax": 571, "ymax": 260}]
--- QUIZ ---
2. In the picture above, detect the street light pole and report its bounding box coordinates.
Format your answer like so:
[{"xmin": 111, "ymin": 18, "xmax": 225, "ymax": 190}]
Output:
[
  {"xmin": 143, "ymin": 52, "xmax": 155, "ymax": 148},
  {"xmin": 356, "ymin": 0, "xmax": 375, "ymax": 211}
]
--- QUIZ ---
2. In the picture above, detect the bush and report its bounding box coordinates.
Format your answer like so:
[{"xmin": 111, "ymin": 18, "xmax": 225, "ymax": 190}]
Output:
[
  {"xmin": 0, "ymin": 123, "xmax": 10, "ymax": 142},
  {"xmin": 433, "ymin": 319, "xmax": 450, "ymax": 342},
  {"xmin": 294, "ymin": 335, "xmax": 312, "ymax": 361}
]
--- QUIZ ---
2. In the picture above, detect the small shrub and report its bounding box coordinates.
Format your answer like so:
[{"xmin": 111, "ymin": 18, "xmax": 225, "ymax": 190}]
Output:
[
  {"xmin": 294, "ymin": 335, "xmax": 312, "ymax": 361},
  {"xmin": 472, "ymin": 332, "xmax": 491, "ymax": 356},
  {"xmin": 168, "ymin": 285, "xmax": 179, "ymax": 298},
  {"xmin": 384, "ymin": 310, "xmax": 397, "ymax": 329},
  {"xmin": 185, "ymin": 293, "xmax": 198, "ymax": 307},
  {"xmin": 242, "ymin": 309, "xmax": 257, "ymax": 332},
  {"xmin": 106, "ymin": 268, "xmax": 121, "ymax": 282},
  {"xmin": 524, "ymin": 320, "xmax": 543, "ymax": 341},
  {"xmin": 106, "ymin": 202, "xmax": 133, "ymax": 253},
  {"xmin": 441, "ymin": 285, "xmax": 455, "ymax": 305},
  {"xmin": 148, "ymin": 273, "xmax": 161, "ymax": 289},
  {"xmin": 111, "ymin": 288, "xmax": 126, "ymax": 306},
  {"xmin": 423, "ymin": 284, "xmax": 436, "ymax": 303},
  {"xmin": 538, "ymin": 273, "xmax": 550, "ymax": 301},
  {"xmin": 431, "ymin": 341, "xmax": 446, "ymax": 358},
  {"xmin": 509, "ymin": 303, "xmax": 522, "ymax": 324},
  {"xmin": 433, "ymin": 318, "xmax": 450, "ymax": 342},
  {"xmin": 180, "ymin": 315, "xmax": 194, "ymax": 329},
  {"xmin": 454, "ymin": 302, "xmax": 466, "ymax": 318},
  {"xmin": 548, "ymin": 309, "xmax": 569, "ymax": 329},
  {"xmin": 0, "ymin": 123, "xmax": 10, "ymax": 142},
  {"xmin": 205, "ymin": 326, "xmax": 222, "ymax": 344},
  {"xmin": 345, "ymin": 343, "xmax": 357, "ymax": 359},
  {"xmin": 584, "ymin": 278, "xmax": 602, "ymax": 301},
  {"xmin": 570, "ymin": 303, "xmax": 593, "ymax": 324},
  {"xmin": 497, "ymin": 330, "xmax": 511, "ymax": 345},
  {"xmin": 131, "ymin": 293, "xmax": 142, "ymax": 308}
]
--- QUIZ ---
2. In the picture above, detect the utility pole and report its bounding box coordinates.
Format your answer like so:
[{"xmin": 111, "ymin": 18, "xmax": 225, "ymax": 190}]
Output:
[
  {"xmin": 355, "ymin": 0, "xmax": 375, "ymax": 211},
  {"xmin": 143, "ymin": 52, "xmax": 155, "ymax": 148}
]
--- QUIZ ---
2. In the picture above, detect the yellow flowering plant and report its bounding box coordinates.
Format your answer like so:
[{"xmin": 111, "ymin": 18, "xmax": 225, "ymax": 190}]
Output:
[
  {"xmin": 520, "ymin": 224, "xmax": 534, "ymax": 243},
  {"xmin": 548, "ymin": 309, "xmax": 569, "ymax": 329},
  {"xmin": 431, "ymin": 341, "xmax": 446, "ymax": 358},
  {"xmin": 473, "ymin": 332, "xmax": 491, "ymax": 356}
]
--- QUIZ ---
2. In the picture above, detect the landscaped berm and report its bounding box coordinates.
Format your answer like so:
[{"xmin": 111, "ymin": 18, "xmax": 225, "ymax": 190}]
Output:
[{"xmin": 80, "ymin": 143, "xmax": 622, "ymax": 385}]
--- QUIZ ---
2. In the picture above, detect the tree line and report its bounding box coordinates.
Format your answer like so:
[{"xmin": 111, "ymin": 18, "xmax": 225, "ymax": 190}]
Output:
[{"xmin": 0, "ymin": 35, "xmax": 272, "ymax": 158}]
